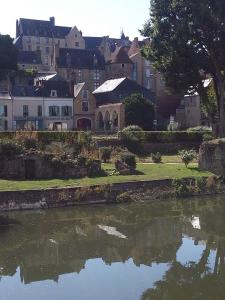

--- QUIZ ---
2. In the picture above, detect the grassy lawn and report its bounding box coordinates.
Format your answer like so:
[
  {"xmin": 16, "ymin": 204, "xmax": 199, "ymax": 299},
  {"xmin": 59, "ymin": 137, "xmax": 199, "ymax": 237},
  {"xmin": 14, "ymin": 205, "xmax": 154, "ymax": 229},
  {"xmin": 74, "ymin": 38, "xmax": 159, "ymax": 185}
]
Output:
[{"xmin": 0, "ymin": 163, "xmax": 212, "ymax": 191}]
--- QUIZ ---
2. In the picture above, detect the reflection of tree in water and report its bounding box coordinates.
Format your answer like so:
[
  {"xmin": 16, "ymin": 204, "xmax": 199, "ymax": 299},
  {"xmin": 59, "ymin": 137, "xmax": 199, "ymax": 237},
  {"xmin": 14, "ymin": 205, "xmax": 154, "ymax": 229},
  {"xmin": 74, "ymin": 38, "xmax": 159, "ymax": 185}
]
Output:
[{"xmin": 141, "ymin": 203, "xmax": 225, "ymax": 300}]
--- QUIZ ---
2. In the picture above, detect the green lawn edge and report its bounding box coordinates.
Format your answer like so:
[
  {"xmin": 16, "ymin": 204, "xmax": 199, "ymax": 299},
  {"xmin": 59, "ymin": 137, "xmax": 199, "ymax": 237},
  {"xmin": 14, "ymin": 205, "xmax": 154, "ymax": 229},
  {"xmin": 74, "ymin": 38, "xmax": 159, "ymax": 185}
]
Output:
[{"xmin": 0, "ymin": 163, "xmax": 213, "ymax": 192}]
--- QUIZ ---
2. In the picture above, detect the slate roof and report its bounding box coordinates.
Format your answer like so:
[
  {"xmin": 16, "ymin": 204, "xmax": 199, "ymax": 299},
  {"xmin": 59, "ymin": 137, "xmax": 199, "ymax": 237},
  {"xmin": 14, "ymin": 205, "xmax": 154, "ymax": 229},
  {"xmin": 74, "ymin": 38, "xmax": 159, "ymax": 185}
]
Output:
[
  {"xmin": 84, "ymin": 37, "xmax": 103, "ymax": 50},
  {"xmin": 13, "ymin": 35, "xmax": 23, "ymax": 50},
  {"xmin": 12, "ymin": 85, "xmax": 41, "ymax": 97},
  {"xmin": 93, "ymin": 78, "xmax": 126, "ymax": 94},
  {"xmin": 57, "ymin": 48, "xmax": 105, "ymax": 70},
  {"xmin": 18, "ymin": 51, "xmax": 42, "ymax": 65},
  {"xmin": 18, "ymin": 18, "xmax": 71, "ymax": 38}
]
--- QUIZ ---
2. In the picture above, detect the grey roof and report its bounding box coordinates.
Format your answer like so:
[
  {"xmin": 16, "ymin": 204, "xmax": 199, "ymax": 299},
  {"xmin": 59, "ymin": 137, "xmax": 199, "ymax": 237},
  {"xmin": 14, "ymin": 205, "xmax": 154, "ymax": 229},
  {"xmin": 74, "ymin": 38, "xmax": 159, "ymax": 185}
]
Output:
[
  {"xmin": 57, "ymin": 48, "xmax": 105, "ymax": 70},
  {"xmin": 18, "ymin": 51, "xmax": 42, "ymax": 65},
  {"xmin": 17, "ymin": 18, "xmax": 71, "ymax": 38},
  {"xmin": 12, "ymin": 85, "xmax": 41, "ymax": 97},
  {"xmin": 93, "ymin": 78, "xmax": 126, "ymax": 94},
  {"xmin": 0, "ymin": 90, "xmax": 12, "ymax": 100}
]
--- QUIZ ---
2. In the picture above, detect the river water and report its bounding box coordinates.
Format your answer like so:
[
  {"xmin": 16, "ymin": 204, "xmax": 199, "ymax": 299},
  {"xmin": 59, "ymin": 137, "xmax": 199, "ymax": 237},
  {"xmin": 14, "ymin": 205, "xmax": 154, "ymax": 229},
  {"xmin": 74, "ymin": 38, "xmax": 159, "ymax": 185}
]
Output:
[{"xmin": 0, "ymin": 196, "xmax": 225, "ymax": 300}]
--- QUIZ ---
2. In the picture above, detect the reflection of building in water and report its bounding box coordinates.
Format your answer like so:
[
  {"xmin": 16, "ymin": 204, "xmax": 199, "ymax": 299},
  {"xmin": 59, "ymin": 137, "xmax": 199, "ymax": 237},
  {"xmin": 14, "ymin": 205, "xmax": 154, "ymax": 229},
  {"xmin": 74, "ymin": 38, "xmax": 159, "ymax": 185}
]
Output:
[{"xmin": 0, "ymin": 201, "xmax": 225, "ymax": 284}]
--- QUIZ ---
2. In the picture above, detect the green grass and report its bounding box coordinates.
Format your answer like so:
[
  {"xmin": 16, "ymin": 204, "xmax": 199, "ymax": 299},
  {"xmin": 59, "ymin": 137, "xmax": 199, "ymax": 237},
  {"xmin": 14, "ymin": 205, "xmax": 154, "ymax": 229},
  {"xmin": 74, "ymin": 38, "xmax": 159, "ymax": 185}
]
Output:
[{"xmin": 0, "ymin": 163, "xmax": 212, "ymax": 191}]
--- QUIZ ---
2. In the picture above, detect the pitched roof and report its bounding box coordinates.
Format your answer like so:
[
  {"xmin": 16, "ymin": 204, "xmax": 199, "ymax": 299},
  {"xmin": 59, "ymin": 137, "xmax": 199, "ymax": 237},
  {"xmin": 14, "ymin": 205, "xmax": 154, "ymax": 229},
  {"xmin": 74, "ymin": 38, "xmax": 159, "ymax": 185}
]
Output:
[
  {"xmin": 93, "ymin": 78, "xmax": 126, "ymax": 94},
  {"xmin": 110, "ymin": 47, "xmax": 133, "ymax": 64},
  {"xmin": 83, "ymin": 37, "xmax": 103, "ymax": 50},
  {"xmin": 18, "ymin": 51, "xmax": 42, "ymax": 65},
  {"xmin": 18, "ymin": 18, "xmax": 71, "ymax": 38},
  {"xmin": 57, "ymin": 48, "xmax": 105, "ymax": 70},
  {"xmin": 12, "ymin": 85, "xmax": 41, "ymax": 97}
]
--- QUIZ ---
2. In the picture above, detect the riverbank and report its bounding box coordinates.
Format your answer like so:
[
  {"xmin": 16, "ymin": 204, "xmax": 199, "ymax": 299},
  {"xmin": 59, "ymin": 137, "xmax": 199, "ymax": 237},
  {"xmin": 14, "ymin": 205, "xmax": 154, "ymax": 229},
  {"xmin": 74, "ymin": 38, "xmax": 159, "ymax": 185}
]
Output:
[{"xmin": 0, "ymin": 163, "xmax": 218, "ymax": 212}]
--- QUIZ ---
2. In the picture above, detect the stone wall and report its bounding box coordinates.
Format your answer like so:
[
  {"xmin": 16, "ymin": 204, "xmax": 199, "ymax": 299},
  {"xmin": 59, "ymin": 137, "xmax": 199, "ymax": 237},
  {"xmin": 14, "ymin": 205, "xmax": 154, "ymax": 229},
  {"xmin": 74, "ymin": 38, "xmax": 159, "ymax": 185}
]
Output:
[
  {"xmin": 0, "ymin": 179, "xmax": 173, "ymax": 211},
  {"xmin": 142, "ymin": 142, "xmax": 201, "ymax": 155},
  {"xmin": 0, "ymin": 155, "xmax": 89, "ymax": 180},
  {"xmin": 199, "ymin": 140, "xmax": 225, "ymax": 175}
]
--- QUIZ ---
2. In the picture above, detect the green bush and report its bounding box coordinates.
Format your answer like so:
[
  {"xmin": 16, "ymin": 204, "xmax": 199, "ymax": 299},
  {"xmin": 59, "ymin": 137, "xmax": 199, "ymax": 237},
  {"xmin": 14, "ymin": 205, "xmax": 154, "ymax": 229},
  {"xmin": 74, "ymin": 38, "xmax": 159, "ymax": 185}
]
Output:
[
  {"xmin": 203, "ymin": 132, "xmax": 214, "ymax": 142},
  {"xmin": 179, "ymin": 149, "xmax": 197, "ymax": 167},
  {"xmin": 120, "ymin": 152, "xmax": 136, "ymax": 170},
  {"xmin": 21, "ymin": 137, "xmax": 38, "ymax": 150},
  {"xmin": 151, "ymin": 152, "xmax": 162, "ymax": 163},
  {"xmin": 77, "ymin": 154, "xmax": 87, "ymax": 166},
  {"xmin": 172, "ymin": 179, "xmax": 192, "ymax": 197},
  {"xmin": 100, "ymin": 147, "xmax": 112, "ymax": 163},
  {"xmin": 0, "ymin": 140, "xmax": 24, "ymax": 159},
  {"xmin": 120, "ymin": 126, "xmax": 144, "ymax": 154},
  {"xmin": 87, "ymin": 159, "xmax": 103, "ymax": 177}
]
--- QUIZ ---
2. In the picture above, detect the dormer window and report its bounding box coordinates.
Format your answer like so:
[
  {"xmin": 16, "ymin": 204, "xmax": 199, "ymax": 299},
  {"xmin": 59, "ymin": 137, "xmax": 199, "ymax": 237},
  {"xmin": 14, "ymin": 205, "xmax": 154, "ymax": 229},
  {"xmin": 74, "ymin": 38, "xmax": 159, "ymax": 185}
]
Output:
[
  {"xmin": 75, "ymin": 42, "xmax": 79, "ymax": 47},
  {"xmin": 51, "ymin": 90, "xmax": 57, "ymax": 97},
  {"xmin": 121, "ymin": 63, "xmax": 125, "ymax": 68}
]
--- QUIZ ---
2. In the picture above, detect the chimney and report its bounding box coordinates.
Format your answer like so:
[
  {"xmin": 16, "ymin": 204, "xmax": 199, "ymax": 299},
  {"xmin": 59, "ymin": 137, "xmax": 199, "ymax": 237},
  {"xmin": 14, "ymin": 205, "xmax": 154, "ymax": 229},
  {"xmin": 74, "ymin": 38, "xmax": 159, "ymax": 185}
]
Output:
[{"xmin": 49, "ymin": 17, "xmax": 55, "ymax": 26}]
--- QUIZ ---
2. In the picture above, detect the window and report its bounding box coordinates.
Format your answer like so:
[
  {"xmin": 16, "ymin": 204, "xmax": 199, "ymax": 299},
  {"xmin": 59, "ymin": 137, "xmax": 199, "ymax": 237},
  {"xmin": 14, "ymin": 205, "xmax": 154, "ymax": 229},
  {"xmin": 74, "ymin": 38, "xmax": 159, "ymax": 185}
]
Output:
[
  {"xmin": 36, "ymin": 37, "xmax": 40, "ymax": 44},
  {"xmin": 4, "ymin": 106, "xmax": 7, "ymax": 117},
  {"xmin": 93, "ymin": 82, "xmax": 100, "ymax": 90},
  {"xmin": 121, "ymin": 63, "xmax": 125, "ymax": 68},
  {"xmin": 23, "ymin": 105, "xmax": 29, "ymax": 117},
  {"xmin": 82, "ymin": 101, "xmax": 89, "ymax": 112},
  {"xmin": 38, "ymin": 105, "xmax": 42, "ymax": 117},
  {"xmin": 82, "ymin": 90, "xmax": 88, "ymax": 99},
  {"xmin": 49, "ymin": 106, "xmax": 60, "ymax": 117},
  {"xmin": 58, "ymin": 40, "xmax": 60, "ymax": 46},
  {"xmin": 46, "ymin": 47, "xmax": 49, "ymax": 54},
  {"xmin": 37, "ymin": 46, "xmax": 40, "ymax": 51},
  {"xmin": 93, "ymin": 70, "xmax": 100, "ymax": 81},
  {"xmin": 45, "ymin": 56, "xmax": 49, "ymax": 65},
  {"xmin": 28, "ymin": 45, "xmax": 32, "ymax": 51},
  {"xmin": 145, "ymin": 60, "xmax": 151, "ymax": 67},
  {"xmin": 27, "ymin": 36, "xmax": 31, "ymax": 43},
  {"xmin": 78, "ymin": 70, "xmax": 82, "ymax": 82},
  {"xmin": 46, "ymin": 37, "xmax": 49, "ymax": 44},
  {"xmin": 61, "ymin": 106, "xmax": 72, "ymax": 116},
  {"xmin": 50, "ymin": 90, "xmax": 57, "ymax": 97},
  {"xmin": 146, "ymin": 68, "xmax": 151, "ymax": 78},
  {"xmin": 75, "ymin": 34, "xmax": 77, "ymax": 38},
  {"xmin": 75, "ymin": 42, "xmax": 79, "ymax": 47}
]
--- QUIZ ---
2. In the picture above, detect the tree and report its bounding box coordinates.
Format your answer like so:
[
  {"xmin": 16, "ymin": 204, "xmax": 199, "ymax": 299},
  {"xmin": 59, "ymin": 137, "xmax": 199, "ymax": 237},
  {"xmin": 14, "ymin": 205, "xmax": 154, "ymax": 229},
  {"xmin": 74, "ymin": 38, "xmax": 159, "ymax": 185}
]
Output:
[
  {"xmin": 124, "ymin": 93, "xmax": 155, "ymax": 130},
  {"xmin": 0, "ymin": 34, "xmax": 18, "ymax": 80},
  {"xmin": 141, "ymin": 0, "xmax": 225, "ymax": 137}
]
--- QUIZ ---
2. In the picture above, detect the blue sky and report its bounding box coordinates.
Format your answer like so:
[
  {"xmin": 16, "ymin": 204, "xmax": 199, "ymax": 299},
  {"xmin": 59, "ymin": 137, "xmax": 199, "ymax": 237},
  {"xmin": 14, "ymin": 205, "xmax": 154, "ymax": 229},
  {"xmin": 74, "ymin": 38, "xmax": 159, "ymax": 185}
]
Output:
[{"xmin": 0, "ymin": 0, "xmax": 150, "ymax": 39}]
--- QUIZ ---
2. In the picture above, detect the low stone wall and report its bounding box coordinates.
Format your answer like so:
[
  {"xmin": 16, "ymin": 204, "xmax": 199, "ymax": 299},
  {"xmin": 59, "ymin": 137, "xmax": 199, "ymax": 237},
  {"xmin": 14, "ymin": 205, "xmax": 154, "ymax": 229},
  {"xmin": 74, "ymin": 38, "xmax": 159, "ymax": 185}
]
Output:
[
  {"xmin": 0, "ymin": 179, "xmax": 173, "ymax": 211},
  {"xmin": 199, "ymin": 140, "xmax": 225, "ymax": 175}
]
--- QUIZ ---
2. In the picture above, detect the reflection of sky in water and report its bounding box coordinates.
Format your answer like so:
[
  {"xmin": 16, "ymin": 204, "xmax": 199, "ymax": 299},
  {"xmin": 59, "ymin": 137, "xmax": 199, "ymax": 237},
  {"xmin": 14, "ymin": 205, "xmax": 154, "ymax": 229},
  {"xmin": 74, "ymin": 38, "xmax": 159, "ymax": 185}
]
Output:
[
  {"xmin": 0, "ymin": 260, "xmax": 169, "ymax": 300},
  {"xmin": 177, "ymin": 237, "xmax": 217, "ymax": 271}
]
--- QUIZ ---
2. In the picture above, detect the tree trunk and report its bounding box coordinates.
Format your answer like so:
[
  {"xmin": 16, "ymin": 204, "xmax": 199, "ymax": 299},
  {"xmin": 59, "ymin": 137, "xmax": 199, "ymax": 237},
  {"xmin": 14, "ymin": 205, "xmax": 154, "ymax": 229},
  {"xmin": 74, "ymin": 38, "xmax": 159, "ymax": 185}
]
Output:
[{"xmin": 217, "ymin": 78, "xmax": 225, "ymax": 137}]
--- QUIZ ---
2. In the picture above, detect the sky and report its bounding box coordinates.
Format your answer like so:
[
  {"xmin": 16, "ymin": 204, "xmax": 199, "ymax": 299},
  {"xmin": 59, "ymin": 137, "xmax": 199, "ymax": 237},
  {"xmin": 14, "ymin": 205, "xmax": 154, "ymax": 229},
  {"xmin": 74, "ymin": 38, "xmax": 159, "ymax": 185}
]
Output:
[{"xmin": 0, "ymin": 0, "xmax": 150, "ymax": 40}]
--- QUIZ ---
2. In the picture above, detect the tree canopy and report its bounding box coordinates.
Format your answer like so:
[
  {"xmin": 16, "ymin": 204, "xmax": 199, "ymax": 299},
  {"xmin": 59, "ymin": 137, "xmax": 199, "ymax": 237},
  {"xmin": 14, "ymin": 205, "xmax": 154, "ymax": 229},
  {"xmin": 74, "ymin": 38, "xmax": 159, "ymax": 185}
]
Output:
[
  {"xmin": 0, "ymin": 34, "xmax": 18, "ymax": 80},
  {"xmin": 141, "ymin": 0, "xmax": 225, "ymax": 137},
  {"xmin": 124, "ymin": 93, "xmax": 155, "ymax": 130}
]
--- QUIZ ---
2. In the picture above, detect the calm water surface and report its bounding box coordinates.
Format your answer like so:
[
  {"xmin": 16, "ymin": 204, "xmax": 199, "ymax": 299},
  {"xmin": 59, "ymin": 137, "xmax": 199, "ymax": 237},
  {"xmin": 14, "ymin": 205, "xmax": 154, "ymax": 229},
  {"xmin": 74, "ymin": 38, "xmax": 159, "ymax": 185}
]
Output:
[{"xmin": 1, "ymin": 196, "xmax": 225, "ymax": 300}]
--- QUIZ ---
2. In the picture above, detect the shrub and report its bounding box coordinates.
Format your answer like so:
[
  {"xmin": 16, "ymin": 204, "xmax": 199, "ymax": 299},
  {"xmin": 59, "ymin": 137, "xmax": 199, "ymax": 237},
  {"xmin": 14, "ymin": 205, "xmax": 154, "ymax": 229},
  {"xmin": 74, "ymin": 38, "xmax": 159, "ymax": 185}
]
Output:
[
  {"xmin": 203, "ymin": 132, "xmax": 214, "ymax": 142},
  {"xmin": 77, "ymin": 154, "xmax": 87, "ymax": 166},
  {"xmin": 0, "ymin": 140, "xmax": 23, "ymax": 159},
  {"xmin": 100, "ymin": 147, "xmax": 112, "ymax": 163},
  {"xmin": 151, "ymin": 152, "xmax": 162, "ymax": 163},
  {"xmin": 179, "ymin": 149, "xmax": 197, "ymax": 167},
  {"xmin": 187, "ymin": 126, "xmax": 212, "ymax": 132},
  {"xmin": 86, "ymin": 159, "xmax": 103, "ymax": 177},
  {"xmin": 172, "ymin": 179, "xmax": 192, "ymax": 197},
  {"xmin": 122, "ymin": 125, "xmax": 144, "ymax": 133},
  {"xmin": 120, "ymin": 126, "xmax": 144, "ymax": 154},
  {"xmin": 21, "ymin": 137, "xmax": 38, "ymax": 150},
  {"xmin": 120, "ymin": 152, "xmax": 136, "ymax": 170},
  {"xmin": 195, "ymin": 177, "xmax": 207, "ymax": 192}
]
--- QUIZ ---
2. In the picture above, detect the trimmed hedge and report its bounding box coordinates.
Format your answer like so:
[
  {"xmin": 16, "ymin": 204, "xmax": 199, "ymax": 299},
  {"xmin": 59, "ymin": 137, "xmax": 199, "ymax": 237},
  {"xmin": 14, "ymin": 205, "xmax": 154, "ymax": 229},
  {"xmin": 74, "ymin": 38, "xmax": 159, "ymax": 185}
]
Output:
[
  {"xmin": 120, "ymin": 131, "xmax": 205, "ymax": 143},
  {"xmin": 0, "ymin": 131, "xmax": 91, "ymax": 144}
]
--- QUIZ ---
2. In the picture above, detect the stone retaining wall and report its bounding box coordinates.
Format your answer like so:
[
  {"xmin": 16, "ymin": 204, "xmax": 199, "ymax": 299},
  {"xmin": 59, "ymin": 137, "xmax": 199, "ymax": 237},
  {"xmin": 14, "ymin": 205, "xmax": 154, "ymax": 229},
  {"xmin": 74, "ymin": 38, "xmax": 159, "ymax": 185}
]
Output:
[{"xmin": 0, "ymin": 179, "xmax": 172, "ymax": 211}]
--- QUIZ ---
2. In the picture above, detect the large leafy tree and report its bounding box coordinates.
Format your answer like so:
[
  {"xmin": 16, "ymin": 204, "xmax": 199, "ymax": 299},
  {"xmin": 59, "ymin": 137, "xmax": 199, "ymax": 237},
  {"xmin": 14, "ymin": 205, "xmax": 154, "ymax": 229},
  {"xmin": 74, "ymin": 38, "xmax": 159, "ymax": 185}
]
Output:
[
  {"xmin": 123, "ymin": 93, "xmax": 155, "ymax": 130},
  {"xmin": 0, "ymin": 34, "xmax": 18, "ymax": 80},
  {"xmin": 141, "ymin": 0, "xmax": 225, "ymax": 137}
]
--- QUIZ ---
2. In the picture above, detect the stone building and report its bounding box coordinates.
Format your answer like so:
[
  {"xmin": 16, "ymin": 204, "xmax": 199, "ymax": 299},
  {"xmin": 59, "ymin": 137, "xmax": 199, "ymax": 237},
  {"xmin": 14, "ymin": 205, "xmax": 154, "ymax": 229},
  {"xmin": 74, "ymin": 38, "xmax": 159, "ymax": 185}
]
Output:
[
  {"xmin": 0, "ymin": 90, "xmax": 13, "ymax": 131},
  {"xmin": 11, "ymin": 74, "xmax": 73, "ymax": 131}
]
